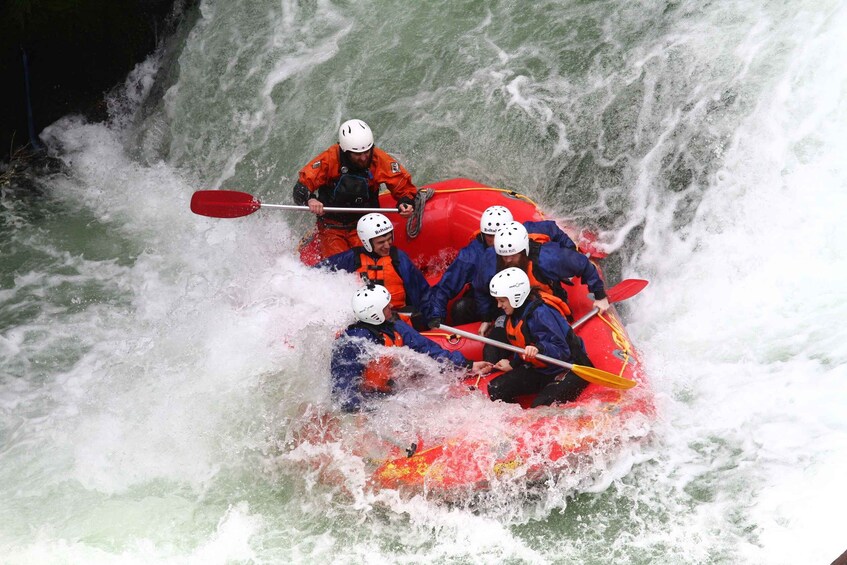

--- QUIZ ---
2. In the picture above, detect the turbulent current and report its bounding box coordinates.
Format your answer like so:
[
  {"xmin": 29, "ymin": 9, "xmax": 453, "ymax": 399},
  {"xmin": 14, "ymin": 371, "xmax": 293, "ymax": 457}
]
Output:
[{"xmin": 2, "ymin": 0, "xmax": 846, "ymax": 563}]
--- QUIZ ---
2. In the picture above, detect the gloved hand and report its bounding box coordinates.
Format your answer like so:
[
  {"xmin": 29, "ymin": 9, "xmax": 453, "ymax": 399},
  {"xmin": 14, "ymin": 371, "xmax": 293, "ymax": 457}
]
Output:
[{"xmin": 427, "ymin": 317, "xmax": 443, "ymax": 329}]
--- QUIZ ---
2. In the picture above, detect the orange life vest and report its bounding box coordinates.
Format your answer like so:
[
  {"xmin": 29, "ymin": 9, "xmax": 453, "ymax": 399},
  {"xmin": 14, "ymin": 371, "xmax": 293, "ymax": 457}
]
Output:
[
  {"xmin": 361, "ymin": 327, "xmax": 404, "ymax": 393},
  {"xmin": 524, "ymin": 261, "xmax": 571, "ymax": 318},
  {"xmin": 355, "ymin": 247, "xmax": 407, "ymax": 308},
  {"xmin": 528, "ymin": 233, "xmax": 551, "ymax": 245}
]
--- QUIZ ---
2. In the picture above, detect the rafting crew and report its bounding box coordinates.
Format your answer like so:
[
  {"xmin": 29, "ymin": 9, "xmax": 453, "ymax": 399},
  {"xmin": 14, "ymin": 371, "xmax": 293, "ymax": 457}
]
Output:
[
  {"xmin": 316, "ymin": 195, "xmax": 605, "ymax": 409},
  {"xmin": 423, "ymin": 205, "xmax": 577, "ymax": 330},
  {"xmin": 469, "ymin": 221, "xmax": 608, "ymax": 361},
  {"xmin": 316, "ymin": 213, "xmax": 431, "ymax": 330},
  {"xmin": 191, "ymin": 161, "xmax": 630, "ymax": 410},
  {"xmin": 323, "ymin": 209, "xmax": 605, "ymax": 409},
  {"xmin": 331, "ymin": 285, "xmax": 493, "ymax": 412},
  {"xmin": 293, "ymin": 119, "xmax": 418, "ymax": 257},
  {"xmin": 486, "ymin": 268, "xmax": 594, "ymax": 406}
]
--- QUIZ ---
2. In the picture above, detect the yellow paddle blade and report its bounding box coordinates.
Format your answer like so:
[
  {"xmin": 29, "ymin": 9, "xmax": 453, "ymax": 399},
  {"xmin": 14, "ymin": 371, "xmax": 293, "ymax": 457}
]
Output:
[{"xmin": 571, "ymin": 364, "xmax": 637, "ymax": 390}]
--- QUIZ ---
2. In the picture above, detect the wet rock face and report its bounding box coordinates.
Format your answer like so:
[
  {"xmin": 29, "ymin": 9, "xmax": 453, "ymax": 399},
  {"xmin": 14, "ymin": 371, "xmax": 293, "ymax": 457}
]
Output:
[{"xmin": 0, "ymin": 0, "xmax": 191, "ymax": 158}]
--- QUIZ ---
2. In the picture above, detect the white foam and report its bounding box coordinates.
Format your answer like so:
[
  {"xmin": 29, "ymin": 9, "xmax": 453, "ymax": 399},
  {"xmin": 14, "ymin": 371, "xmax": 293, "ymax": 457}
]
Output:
[{"xmin": 628, "ymin": 3, "xmax": 847, "ymax": 562}]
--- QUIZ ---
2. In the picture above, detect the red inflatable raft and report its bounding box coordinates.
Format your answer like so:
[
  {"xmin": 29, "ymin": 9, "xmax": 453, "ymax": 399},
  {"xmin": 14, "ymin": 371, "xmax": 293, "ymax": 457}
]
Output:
[{"xmin": 297, "ymin": 178, "xmax": 655, "ymax": 494}]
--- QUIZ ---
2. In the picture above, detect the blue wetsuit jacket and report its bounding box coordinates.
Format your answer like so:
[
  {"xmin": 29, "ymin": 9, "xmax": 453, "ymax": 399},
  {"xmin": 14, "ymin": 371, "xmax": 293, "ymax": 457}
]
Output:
[
  {"xmin": 331, "ymin": 320, "xmax": 472, "ymax": 411},
  {"xmin": 505, "ymin": 298, "xmax": 578, "ymax": 377}
]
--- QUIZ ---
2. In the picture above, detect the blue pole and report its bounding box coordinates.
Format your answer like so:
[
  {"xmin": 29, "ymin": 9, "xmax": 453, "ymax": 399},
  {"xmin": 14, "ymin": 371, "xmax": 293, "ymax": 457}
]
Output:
[{"xmin": 21, "ymin": 47, "xmax": 44, "ymax": 151}]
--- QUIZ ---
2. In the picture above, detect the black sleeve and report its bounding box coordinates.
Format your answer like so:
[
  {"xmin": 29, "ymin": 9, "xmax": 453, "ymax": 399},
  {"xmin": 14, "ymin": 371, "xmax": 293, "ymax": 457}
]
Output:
[{"xmin": 292, "ymin": 182, "xmax": 313, "ymax": 205}]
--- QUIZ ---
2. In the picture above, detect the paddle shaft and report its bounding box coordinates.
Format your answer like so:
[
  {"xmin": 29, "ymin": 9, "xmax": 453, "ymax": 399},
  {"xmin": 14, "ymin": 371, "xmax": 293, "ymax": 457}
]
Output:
[
  {"xmin": 437, "ymin": 322, "xmax": 637, "ymax": 389},
  {"xmin": 438, "ymin": 324, "xmax": 577, "ymax": 372},
  {"xmin": 262, "ymin": 203, "xmax": 399, "ymax": 213},
  {"xmin": 189, "ymin": 190, "xmax": 400, "ymax": 218},
  {"xmin": 571, "ymin": 307, "xmax": 600, "ymax": 329},
  {"xmin": 436, "ymin": 278, "xmax": 651, "ymax": 359}
]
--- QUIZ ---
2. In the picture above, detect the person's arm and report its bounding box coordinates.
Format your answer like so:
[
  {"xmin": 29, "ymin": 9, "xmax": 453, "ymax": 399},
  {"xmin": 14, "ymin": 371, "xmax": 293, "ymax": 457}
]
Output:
[
  {"xmin": 524, "ymin": 307, "xmax": 573, "ymax": 375},
  {"xmin": 315, "ymin": 249, "xmax": 358, "ymax": 272},
  {"xmin": 293, "ymin": 181, "xmax": 324, "ymax": 214},
  {"xmin": 294, "ymin": 146, "xmax": 336, "ymax": 213},
  {"xmin": 292, "ymin": 182, "xmax": 311, "ymax": 205},
  {"xmin": 397, "ymin": 250, "xmax": 431, "ymax": 312},
  {"xmin": 541, "ymin": 245, "xmax": 607, "ymax": 300},
  {"xmin": 395, "ymin": 322, "xmax": 472, "ymax": 368},
  {"xmin": 494, "ymin": 347, "xmax": 525, "ymax": 372},
  {"xmin": 372, "ymin": 148, "xmax": 416, "ymax": 216},
  {"xmin": 330, "ymin": 331, "xmax": 369, "ymax": 412},
  {"xmin": 524, "ymin": 220, "xmax": 576, "ymax": 250},
  {"xmin": 472, "ymin": 249, "xmax": 499, "ymax": 323},
  {"xmin": 423, "ymin": 245, "xmax": 478, "ymax": 325},
  {"xmin": 527, "ymin": 307, "xmax": 572, "ymax": 360}
]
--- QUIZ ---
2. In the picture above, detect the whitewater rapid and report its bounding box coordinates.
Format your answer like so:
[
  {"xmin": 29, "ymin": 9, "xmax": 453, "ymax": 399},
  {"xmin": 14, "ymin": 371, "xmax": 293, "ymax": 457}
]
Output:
[{"xmin": 2, "ymin": 0, "xmax": 846, "ymax": 563}]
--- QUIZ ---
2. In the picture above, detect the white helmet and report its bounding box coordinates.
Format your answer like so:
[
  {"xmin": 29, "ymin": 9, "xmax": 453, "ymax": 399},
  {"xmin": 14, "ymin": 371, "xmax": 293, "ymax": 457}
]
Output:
[
  {"xmin": 352, "ymin": 285, "xmax": 392, "ymax": 325},
  {"xmin": 338, "ymin": 119, "xmax": 374, "ymax": 153},
  {"xmin": 357, "ymin": 213, "xmax": 394, "ymax": 252},
  {"xmin": 489, "ymin": 267, "xmax": 531, "ymax": 309},
  {"xmin": 480, "ymin": 206, "xmax": 514, "ymax": 235},
  {"xmin": 494, "ymin": 221, "xmax": 529, "ymax": 256}
]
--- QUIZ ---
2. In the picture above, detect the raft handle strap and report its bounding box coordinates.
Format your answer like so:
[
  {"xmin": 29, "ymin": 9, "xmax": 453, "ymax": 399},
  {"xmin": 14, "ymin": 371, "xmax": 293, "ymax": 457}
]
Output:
[{"xmin": 406, "ymin": 187, "xmax": 435, "ymax": 239}]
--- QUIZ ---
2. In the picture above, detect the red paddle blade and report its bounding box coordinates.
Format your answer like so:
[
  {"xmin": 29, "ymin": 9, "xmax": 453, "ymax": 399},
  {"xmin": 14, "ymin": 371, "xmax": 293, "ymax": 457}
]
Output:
[
  {"xmin": 607, "ymin": 279, "xmax": 649, "ymax": 303},
  {"xmin": 190, "ymin": 190, "xmax": 261, "ymax": 218}
]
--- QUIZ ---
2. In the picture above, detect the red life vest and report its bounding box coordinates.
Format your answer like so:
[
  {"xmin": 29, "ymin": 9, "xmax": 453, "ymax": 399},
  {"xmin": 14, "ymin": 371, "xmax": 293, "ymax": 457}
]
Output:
[
  {"xmin": 354, "ymin": 247, "xmax": 407, "ymax": 308},
  {"xmin": 361, "ymin": 327, "xmax": 404, "ymax": 393}
]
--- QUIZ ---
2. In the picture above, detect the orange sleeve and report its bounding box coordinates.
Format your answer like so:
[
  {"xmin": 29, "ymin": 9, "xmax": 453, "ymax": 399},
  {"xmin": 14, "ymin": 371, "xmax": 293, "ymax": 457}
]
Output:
[
  {"xmin": 297, "ymin": 146, "xmax": 341, "ymax": 193},
  {"xmin": 370, "ymin": 147, "xmax": 418, "ymax": 203}
]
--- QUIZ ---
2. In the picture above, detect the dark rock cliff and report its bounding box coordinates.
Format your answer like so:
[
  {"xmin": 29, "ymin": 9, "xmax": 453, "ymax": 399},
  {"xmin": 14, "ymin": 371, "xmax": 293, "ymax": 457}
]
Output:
[{"xmin": 1, "ymin": 0, "xmax": 194, "ymax": 162}]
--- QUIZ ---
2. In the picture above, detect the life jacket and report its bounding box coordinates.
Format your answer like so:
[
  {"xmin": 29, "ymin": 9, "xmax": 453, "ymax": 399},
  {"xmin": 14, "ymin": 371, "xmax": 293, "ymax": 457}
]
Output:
[
  {"xmin": 353, "ymin": 247, "xmax": 407, "ymax": 308},
  {"xmin": 534, "ymin": 288, "xmax": 571, "ymax": 318},
  {"xmin": 351, "ymin": 322, "xmax": 404, "ymax": 393},
  {"xmin": 526, "ymin": 239, "xmax": 572, "ymax": 317},
  {"xmin": 326, "ymin": 165, "xmax": 374, "ymax": 207}
]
